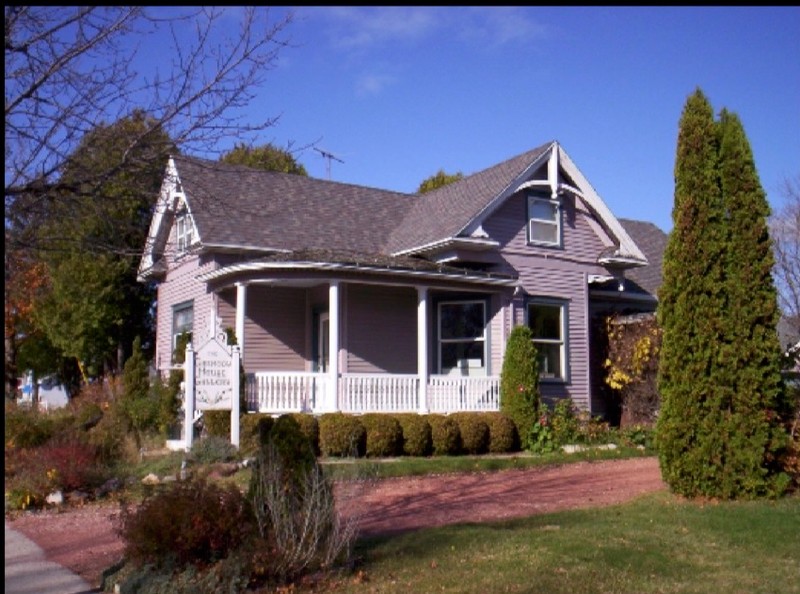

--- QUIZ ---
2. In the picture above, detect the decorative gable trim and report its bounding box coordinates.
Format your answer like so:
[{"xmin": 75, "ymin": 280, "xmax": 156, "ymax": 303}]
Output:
[
  {"xmin": 457, "ymin": 142, "xmax": 647, "ymax": 267},
  {"xmin": 137, "ymin": 157, "xmax": 199, "ymax": 281}
]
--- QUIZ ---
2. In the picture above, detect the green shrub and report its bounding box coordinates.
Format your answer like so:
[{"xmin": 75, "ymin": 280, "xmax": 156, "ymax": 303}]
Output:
[
  {"xmin": 240, "ymin": 413, "xmax": 274, "ymax": 457},
  {"xmin": 5, "ymin": 403, "xmax": 55, "ymax": 449},
  {"xmin": 248, "ymin": 415, "xmax": 354, "ymax": 583},
  {"xmin": 118, "ymin": 475, "xmax": 254, "ymax": 569},
  {"xmin": 189, "ymin": 435, "xmax": 238, "ymax": 465},
  {"xmin": 359, "ymin": 414, "xmax": 403, "ymax": 457},
  {"xmin": 318, "ymin": 413, "xmax": 366, "ymax": 457},
  {"xmin": 550, "ymin": 399, "xmax": 580, "ymax": 445},
  {"xmin": 288, "ymin": 413, "xmax": 320, "ymax": 457},
  {"xmin": 5, "ymin": 435, "xmax": 106, "ymax": 510},
  {"xmin": 88, "ymin": 404, "xmax": 139, "ymax": 467},
  {"xmin": 202, "ymin": 410, "xmax": 230, "ymax": 438},
  {"xmin": 395, "ymin": 413, "xmax": 432, "ymax": 456},
  {"xmin": 482, "ymin": 412, "xmax": 520, "ymax": 453},
  {"xmin": 500, "ymin": 325, "xmax": 541, "ymax": 444},
  {"xmin": 427, "ymin": 415, "xmax": 461, "ymax": 456},
  {"xmin": 450, "ymin": 412, "xmax": 490, "ymax": 455}
]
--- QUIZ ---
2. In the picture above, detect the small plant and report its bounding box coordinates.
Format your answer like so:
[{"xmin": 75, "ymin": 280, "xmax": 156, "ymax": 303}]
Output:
[
  {"xmin": 117, "ymin": 475, "xmax": 254, "ymax": 569},
  {"xmin": 550, "ymin": 399, "xmax": 580, "ymax": 445},
  {"xmin": 189, "ymin": 435, "xmax": 238, "ymax": 465},
  {"xmin": 526, "ymin": 412, "xmax": 558, "ymax": 454}
]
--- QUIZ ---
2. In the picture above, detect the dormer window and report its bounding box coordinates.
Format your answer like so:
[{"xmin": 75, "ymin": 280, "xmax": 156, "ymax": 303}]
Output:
[
  {"xmin": 527, "ymin": 193, "xmax": 561, "ymax": 247},
  {"xmin": 176, "ymin": 209, "xmax": 194, "ymax": 253}
]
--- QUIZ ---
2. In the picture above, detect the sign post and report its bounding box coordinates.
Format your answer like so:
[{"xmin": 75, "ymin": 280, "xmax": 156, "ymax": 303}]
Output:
[{"xmin": 183, "ymin": 309, "xmax": 240, "ymax": 451}]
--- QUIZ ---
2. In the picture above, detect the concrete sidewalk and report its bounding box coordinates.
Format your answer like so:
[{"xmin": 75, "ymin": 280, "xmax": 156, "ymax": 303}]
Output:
[{"xmin": 5, "ymin": 521, "xmax": 98, "ymax": 594}]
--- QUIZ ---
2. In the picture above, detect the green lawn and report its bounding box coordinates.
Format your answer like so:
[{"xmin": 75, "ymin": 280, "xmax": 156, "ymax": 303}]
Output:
[{"xmin": 309, "ymin": 492, "xmax": 800, "ymax": 594}]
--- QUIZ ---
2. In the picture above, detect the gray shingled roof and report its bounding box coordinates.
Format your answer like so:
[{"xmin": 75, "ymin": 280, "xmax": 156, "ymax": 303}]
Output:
[
  {"xmin": 618, "ymin": 218, "xmax": 668, "ymax": 297},
  {"xmin": 173, "ymin": 154, "xmax": 415, "ymax": 254},
  {"xmin": 385, "ymin": 143, "xmax": 552, "ymax": 254},
  {"xmin": 174, "ymin": 145, "xmax": 554, "ymax": 258}
]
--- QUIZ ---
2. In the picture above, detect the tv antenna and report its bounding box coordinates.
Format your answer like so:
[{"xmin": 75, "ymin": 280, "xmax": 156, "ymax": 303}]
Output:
[{"xmin": 314, "ymin": 147, "xmax": 344, "ymax": 180}]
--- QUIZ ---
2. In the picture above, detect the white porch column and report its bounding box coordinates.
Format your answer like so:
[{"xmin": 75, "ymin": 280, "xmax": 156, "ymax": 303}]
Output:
[
  {"xmin": 328, "ymin": 280, "xmax": 340, "ymax": 412},
  {"xmin": 417, "ymin": 286, "xmax": 429, "ymax": 414},
  {"xmin": 235, "ymin": 282, "xmax": 247, "ymax": 361}
]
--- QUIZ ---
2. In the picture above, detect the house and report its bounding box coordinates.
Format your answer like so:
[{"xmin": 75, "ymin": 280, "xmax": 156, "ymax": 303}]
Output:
[{"xmin": 138, "ymin": 141, "xmax": 660, "ymax": 420}]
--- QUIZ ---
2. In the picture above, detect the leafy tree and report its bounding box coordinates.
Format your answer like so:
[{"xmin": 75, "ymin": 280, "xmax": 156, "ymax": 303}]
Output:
[
  {"xmin": 220, "ymin": 142, "xmax": 308, "ymax": 176},
  {"xmin": 30, "ymin": 112, "xmax": 173, "ymax": 378},
  {"xmin": 657, "ymin": 88, "xmax": 790, "ymax": 498},
  {"xmin": 500, "ymin": 325, "xmax": 541, "ymax": 445},
  {"xmin": 5, "ymin": 6, "xmax": 294, "ymax": 254},
  {"xmin": 417, "ymin": 169, "xmax": 464, "ymax": 193}
]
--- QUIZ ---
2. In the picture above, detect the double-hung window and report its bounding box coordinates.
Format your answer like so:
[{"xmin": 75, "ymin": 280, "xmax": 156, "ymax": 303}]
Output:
[
  {"xmin": 176, "ymin": 209, "xmax": 194, "ymax": 253},
  {"xmin": 438, "ymin": 300, "xmax": 486, "ymax": 376},
  {"xmin": 527, "ymin": 193, "xmax": 561, "ymax": 246},
  {"xmin": 172, "ymin": 301, "xmax": 194, "ymax": 362},
  {"xmin": 527, "ymin": 300, "xmax": 567, "ymax": 381}
]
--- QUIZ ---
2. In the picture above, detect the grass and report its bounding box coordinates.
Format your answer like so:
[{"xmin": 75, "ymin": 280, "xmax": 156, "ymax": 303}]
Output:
[
  {"xmin": 321, "ymin": 445, "xmax": 652, "ymax": 481},
  {"xmin": 308, "ymin": 492, "xmax": 800, "ymax": 594}
]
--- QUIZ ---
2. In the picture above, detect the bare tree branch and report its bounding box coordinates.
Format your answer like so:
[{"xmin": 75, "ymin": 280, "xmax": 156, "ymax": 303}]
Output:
[
  {"xmin": 771, "ymin": 174, "xmax": 800, "ymax": 338},
  {"xmin": 5, "ymin": 6, "xmax": 294, "ymax": 252}
]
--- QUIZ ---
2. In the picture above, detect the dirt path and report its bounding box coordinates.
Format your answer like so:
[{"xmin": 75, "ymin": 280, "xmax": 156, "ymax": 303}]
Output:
[{"xmin": 7, "ymin": 456, "xmax": 666, "ymax": 588}]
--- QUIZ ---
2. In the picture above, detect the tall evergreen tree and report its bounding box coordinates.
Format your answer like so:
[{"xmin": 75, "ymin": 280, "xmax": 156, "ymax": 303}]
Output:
[
  {"xmin": 657, "ymin": 88, "xmax": 790, "ymax": 498},
  {"xmin": 715, "ymin": 109, "xmax": 789, "ymax": 496}
]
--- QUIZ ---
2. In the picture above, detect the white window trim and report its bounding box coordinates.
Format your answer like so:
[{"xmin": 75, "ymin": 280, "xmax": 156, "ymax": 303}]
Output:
[
  {"xmin": 437, "ymin": 300, "xmax": 487, "ymax": 376},
  {"xmin": 176, "ymin": 210, "xmax": 195, "ymax": 254},
  {"xmin": 526, "ymin": 298, "xmax": 568, "ymax": 382},
  {"xmin": 171, "ymin": 301, "xmax": 194, "ymax": 360},
  {"xmin": 527, "ymin": 194, "xmax": 562, "ymax": 247}
]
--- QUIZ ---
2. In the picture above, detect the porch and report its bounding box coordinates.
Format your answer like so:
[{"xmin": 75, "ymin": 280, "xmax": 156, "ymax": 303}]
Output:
[{"xmin": 246, "ymin": 371, "xmax": 500, "ymax": 414}]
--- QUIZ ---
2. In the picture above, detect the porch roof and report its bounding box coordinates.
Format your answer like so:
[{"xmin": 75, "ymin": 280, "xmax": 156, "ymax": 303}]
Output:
[{"xmin": 197, "ymin": 248, "xmax": 518, "ymax": 287}]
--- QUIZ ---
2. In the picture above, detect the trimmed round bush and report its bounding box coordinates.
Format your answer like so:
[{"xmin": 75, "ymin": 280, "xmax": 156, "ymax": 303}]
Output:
[
  {"xmin": 483, "ymin": 412, "xmax": 521, "ymax": 453},
  {"xmin": 427, "ymin": 415, "xmax": 461, "ymax": 456},
  {"xmin": 189, "ymin": 435, "xmax": 238, "ymax": 465},
  {"xmin": 450, "ymin": 412, "xmax": 490, "ymax": 455},
  {"xmin": 288, "ymin": 413, "xmax": 320, "ymax": 456},
  {"xmin": 359, "ymin": 414, "xmax": 403, "ymax": 458},
  {"xmin": 318, "ymin": 413, "xmax": 366, "ymax": 457},
  {"xmin": 395, "ymin": 414, "xmax": 432, "ymax": 457}
]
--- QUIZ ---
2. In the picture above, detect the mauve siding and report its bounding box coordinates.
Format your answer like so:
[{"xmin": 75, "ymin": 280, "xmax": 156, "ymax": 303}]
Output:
[
  {"xmin": 218, "ymin": 286, "xmax": 307, "ymax": 373},
  {"xmin": 345, "ymin": 284, "xmax": 417, "ymax": 373},
  {"xmin": 155, "ymin": 253, "xmax": 215, "ymax": 373},
  {"xmin": 483, "ymin": 191, "xmax": 610, "ymax": 412}
]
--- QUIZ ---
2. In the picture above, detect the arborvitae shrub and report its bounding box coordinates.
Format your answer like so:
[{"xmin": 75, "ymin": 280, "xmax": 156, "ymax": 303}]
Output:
[
  {"xmin": 483, "ymin": 412, "xmax": 520, "ymax": 453},
  {"xmin": 318, "ymin": 413, "xmax": 366, "ymax": 457},
  {"xmin": 288, "ymin": 413, "xmax": 320, "ymax": 456},
  {"xmin": 450, "ymin": 412, "xmax": 490, "ymax": 455},
  {"xmin": 359, "ymin": 414, "xmax": 403, "ymax": 457},
  {"xmin": 118, "ymin": 475, "xmax": 254, "ymax": 569},
  {"xmin": 500, "ymin": 325, "xmax": 541, "ymax": 446},
  {"xmin": 240, "ymin": 413, "xmax": 274, "ymax": 457},
  {"xmin": 395, "ymin": 413, "xmax": 432, "ymax": 456},
  {"xmin": 427, "ymin": 415, "xmax": 461, "ymax": 456}
]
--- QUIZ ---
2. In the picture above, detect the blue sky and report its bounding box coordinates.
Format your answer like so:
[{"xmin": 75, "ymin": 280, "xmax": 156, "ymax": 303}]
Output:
[{"xmin": 196, "ymin": 7, "xmax": 800, "ymax": 233}]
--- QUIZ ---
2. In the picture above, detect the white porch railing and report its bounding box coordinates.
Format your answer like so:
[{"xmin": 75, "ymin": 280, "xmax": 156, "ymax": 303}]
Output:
[
  {"xmin": 340, "ymin": 373, "xmax": 419, "ymax": 413},
  {"xmin": 246, "ymin": 372, "xmax": 326, "ymax": 413},
  {"xmin": 246, "ymin": 372, "xmax": 500, "ymax": 415},
  {"xmin": 427, "ymin": 375, "xmax": 500, "ymax": 412}
]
